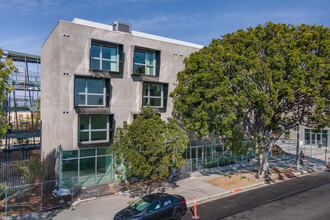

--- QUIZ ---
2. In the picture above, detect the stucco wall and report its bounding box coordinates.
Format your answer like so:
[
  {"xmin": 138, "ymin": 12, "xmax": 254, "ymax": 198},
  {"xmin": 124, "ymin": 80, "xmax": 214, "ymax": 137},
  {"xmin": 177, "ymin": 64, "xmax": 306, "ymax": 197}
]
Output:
[{"xmin": 41, "ymin": 20, "xmax": 201, "ymax": 154}]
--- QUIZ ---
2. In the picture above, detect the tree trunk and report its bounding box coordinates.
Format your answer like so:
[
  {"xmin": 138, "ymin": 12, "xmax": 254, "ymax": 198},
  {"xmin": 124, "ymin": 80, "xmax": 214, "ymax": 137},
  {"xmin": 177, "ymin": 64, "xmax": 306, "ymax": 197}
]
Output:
[
  {"xmin": 258, "ymin": 146, "xmax": 271, "ymax": 177},
  {"xmin": 146, "ymin": 180, "xmax": 151, "ymax": 195}
]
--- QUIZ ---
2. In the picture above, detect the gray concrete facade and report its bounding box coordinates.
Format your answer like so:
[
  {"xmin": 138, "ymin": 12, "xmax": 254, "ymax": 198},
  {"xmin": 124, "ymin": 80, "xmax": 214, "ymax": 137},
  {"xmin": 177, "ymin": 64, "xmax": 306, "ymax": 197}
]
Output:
[{"xmin": 41, "ymin": 18, "xmax": 203, "ymax": 158}]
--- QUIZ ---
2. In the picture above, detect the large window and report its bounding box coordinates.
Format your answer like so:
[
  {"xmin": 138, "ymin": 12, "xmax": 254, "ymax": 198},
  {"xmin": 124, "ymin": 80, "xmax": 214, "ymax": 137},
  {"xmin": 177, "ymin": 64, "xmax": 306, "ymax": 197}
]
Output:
[
  {"xmin": 134, "ymin": 50, "xmax": 156, "ymax": 75},
  {"xmin": 304, "ymin": 129, "xmax": 328, "ymax": 146},
  {"xmin": 79, "ymin": 115, "xmax": 109, "ymax": 144},
  {"xmin": 75, "ymin": 78, "xmax": 105, "ymax": 106},
  {"xmin": 60, "ymin": 147, "xmax": 118, "ymax": 188},
  {"xmin": 143, "ymin": 83, "xmax": 163, "ymax": 107},
  {"xmin": 91, "ymin": 43, "xmax": 118, "ymax": 71}
]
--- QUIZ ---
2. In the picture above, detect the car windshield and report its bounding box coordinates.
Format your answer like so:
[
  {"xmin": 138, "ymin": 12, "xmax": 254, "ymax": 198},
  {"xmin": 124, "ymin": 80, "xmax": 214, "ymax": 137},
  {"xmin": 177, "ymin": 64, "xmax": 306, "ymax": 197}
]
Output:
[{"xmin": 129, "ymin": 198, "xmax": 151, "ymax": 212}]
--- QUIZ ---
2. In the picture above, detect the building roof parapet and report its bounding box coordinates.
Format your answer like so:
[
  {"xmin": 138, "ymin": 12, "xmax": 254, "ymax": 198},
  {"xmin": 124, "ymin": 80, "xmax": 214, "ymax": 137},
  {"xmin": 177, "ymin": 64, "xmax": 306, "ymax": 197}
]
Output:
[{"xmin": 72, "ymin": 18, "xmax": 204, "ymax": 49}]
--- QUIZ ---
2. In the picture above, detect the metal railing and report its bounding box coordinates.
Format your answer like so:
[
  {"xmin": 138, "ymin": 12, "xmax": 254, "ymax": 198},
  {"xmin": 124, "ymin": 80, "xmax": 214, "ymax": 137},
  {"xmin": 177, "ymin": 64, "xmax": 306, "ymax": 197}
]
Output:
[
  {"xmin": 189, "ymin": 148, "xmax": 256, "ymax": 171},
  {"xmin": 278, "ymin": 143, "xmax": 328, "ymax": 159},
  {"xmin": 9, "ymin": 71, "xmax": 40, "ymax": 83},
  {"xmin": 5, "ymin": 96, "xmax": 40, "ymax": 108},
  {"xmin": 7, "ymin": 123, "xmax": 40, "ymax": 134}
]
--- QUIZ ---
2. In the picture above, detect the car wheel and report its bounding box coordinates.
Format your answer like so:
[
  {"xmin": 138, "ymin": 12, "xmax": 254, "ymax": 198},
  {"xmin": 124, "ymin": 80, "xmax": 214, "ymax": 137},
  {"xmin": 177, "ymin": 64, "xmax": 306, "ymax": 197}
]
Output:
[{"xmin": 173, "ymin": 210, "xmax": 182, "ymax": 220}]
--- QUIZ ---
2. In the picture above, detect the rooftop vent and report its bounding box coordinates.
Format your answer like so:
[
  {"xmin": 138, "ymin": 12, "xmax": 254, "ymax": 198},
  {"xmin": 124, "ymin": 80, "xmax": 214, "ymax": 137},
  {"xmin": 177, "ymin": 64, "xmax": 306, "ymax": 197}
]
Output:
[{"xmin": 112, "ymin": 21, "xmax": 131, "ymax": 34}]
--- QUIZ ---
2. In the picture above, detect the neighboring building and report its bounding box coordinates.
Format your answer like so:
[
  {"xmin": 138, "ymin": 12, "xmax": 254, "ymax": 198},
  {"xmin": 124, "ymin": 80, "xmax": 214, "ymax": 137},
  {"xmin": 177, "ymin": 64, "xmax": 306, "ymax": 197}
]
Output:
[
  {"xmin": 287, "ymin": 125, "xmax": 329, "ymax": 147},
  {"xmin": 1, "ymin": 50, "xmax": 41, "ymax": 154},
  {"xmin": 41, "ymin": 18, "xmax": 203, "ymax": 188}
]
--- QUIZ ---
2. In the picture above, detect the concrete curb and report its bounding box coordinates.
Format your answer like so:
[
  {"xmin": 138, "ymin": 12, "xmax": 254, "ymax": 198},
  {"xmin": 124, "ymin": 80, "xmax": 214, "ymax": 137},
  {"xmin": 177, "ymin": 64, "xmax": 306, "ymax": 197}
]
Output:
[
  {"xmin": 293, "ymin": 167, "xmax": 327, "ymax": 177},
  {"xmin": 187, "ymin": 167, "xmax": 328, "ymax": 207},
  {"xmin": 192, "ymin": 164, "xmax": 259, "ymax": 178},
  {"xmin": 186, "ymin": 181, "xmax": 266, "ymax": 207}
]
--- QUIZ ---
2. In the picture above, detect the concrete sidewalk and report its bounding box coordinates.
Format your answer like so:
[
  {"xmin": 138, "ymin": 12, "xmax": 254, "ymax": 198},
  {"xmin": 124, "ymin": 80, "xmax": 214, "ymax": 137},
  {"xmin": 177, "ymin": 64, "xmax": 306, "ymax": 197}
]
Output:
[{"xmin": 10, "ymin": 154, "xmax": 327, "ymax": 220}]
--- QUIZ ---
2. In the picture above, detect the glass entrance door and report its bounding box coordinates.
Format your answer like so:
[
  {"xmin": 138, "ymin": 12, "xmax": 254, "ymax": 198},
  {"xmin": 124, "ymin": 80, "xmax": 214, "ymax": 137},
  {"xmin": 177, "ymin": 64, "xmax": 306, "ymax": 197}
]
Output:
[
  {"xmin": 190, "ymin": 146, "xmax": 203, "ymax": 170},
  {"xmin": 191, "ymin": 148, "xmax": 196, "ymax": 170},
  {"xmin": 316, "ymin": 134, "xmax": 321, "ymax": 145},
  {"xmin": 197, "ymin": 147, "xmax": 203, "ymax": 168}
]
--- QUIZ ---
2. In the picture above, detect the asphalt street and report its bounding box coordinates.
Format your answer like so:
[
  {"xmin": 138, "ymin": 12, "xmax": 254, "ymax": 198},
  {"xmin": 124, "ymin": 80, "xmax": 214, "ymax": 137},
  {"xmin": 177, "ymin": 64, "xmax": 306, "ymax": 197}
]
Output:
[{"xmin": 182, "ymin": 170, "xmax": 330, "ymax": 220}]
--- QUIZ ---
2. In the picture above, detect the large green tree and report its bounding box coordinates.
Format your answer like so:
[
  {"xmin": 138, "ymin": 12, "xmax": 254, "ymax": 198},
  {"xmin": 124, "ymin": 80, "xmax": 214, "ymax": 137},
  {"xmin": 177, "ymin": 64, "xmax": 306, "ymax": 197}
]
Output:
[
  {"xmin": 0, "ymin": 48, "xmax": 15, "ymax": 139},
  {"xmin": 170, "ymin": 22, "xmax": 329, "ymax": 176},
  {"xmin": 111, "ymin": 106, "xmax": 188, "ymax": 193}
]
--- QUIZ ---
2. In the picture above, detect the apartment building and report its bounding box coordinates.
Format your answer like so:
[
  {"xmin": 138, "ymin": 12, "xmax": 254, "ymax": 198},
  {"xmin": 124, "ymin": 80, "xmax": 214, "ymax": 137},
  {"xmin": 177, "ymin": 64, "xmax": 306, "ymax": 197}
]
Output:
[
  {"xmin": 41, "ymin": 18, "xmax": 203, "ymax": 187},
  {"xmin": 41, "ymin": 18, "xmax": 329, "ymax": 189}
]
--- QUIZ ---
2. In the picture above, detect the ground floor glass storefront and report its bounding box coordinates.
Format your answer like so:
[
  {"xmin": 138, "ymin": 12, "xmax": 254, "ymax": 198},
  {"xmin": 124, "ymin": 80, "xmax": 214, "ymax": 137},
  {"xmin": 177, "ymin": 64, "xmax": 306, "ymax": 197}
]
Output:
[
  {"xmin": 60, "ymin": 147, "xmax": 121, "ymax": 189},
  {"xmin": 186, "ymin": 139, "xmax": 255, "ymax": 171},
  {"xmin": 59, "ymin": 141, "xmax": 257, "ymax": 188},
  {"xmin": 304, "ymin": 129, "xmax": 329, "ymax": 146}
]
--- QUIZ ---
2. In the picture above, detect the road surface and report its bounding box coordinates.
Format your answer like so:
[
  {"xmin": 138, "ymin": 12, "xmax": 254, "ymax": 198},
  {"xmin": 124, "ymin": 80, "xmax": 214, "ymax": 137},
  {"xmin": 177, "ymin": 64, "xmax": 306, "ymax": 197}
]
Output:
[{"xmin": 183, "ymin": 170, "xmax": 330, "ymax": 220}]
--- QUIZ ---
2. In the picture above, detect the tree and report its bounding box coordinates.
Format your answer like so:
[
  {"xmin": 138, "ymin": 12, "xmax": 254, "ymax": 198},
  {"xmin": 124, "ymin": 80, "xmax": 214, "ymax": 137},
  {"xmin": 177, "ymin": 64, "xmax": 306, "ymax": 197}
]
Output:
[
  {"xmin": 111, "ymin": 106, "xmax": 188, "ymax": 194},
  {"xmin": 170, "ymin": 22, "xmax": 329, "ymax": 176},
  {"xmin": 0, "ymin": 48, "xmax": 15, "ymax": 139},
  {"xmin": 14, "ymin": 159, "xmax": 43, "ymax": 183}
]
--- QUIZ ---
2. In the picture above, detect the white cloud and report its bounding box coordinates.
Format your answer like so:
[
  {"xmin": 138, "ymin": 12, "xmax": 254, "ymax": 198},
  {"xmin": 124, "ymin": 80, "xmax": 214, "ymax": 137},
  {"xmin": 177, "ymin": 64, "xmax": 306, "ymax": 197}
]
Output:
[
  {"xmin": 0, "ymin": 0, "xmax": 183, "ymax": 15},
  {"xmin": 0, "ymin": 35, "xmax": 42, "ymax": 55},
  {"xmin": 125, "ymin": 7, "xmax": 328, "ymax": 45},
  {"xmin": 0, "ymin": 0, "xmax": 87, "ymax": 15},
  {"xmin": 1, "ymin": 3, "xmax": 327, "ymax": 53},
  {"xmin": 214, "ymin": 8, "xmax": 325, "ymax": 26}
]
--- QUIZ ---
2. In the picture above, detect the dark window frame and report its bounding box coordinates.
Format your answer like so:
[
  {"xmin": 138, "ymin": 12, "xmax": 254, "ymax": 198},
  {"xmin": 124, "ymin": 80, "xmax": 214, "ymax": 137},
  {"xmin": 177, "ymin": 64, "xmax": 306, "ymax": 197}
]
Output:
[
  {"xmin": 133, "ymin": 46, "xmax": 160, "ymax": 77},
  {"xmin": 142, "ymin": 82, "xmax": 168, "ymax": 108},
  {"xmin": 78, "ymin": 114, "xmax": 114, "ymax": 145},
  {"xmin": 74, "ymin": 77, "xmax": 106, "ymax": 107},
  {"xmin": 89, "ymin": 39, "xmax": 124, "ymax": 73}
]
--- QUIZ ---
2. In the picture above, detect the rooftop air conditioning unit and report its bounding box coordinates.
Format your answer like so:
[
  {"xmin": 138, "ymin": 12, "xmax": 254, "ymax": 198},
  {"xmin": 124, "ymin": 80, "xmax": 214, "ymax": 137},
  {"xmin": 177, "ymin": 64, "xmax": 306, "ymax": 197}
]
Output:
[{"xmin": 112, "ymin": 21, "xmax": 131, "ymax": 34}]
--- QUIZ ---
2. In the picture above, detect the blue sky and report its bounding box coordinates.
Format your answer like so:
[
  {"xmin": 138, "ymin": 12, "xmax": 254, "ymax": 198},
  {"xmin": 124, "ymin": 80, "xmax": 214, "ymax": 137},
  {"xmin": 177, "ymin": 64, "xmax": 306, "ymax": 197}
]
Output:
[{"xmin": 0, "ymin": 0, "xmax": 329, "ymax": 55}]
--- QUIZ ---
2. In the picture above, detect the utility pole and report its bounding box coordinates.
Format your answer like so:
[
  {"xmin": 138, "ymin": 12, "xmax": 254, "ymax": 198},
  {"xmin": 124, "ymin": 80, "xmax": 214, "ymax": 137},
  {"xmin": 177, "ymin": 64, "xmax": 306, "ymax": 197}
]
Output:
[{"xmin": 297, "ymin": 108, "xmax": 300, "ymax": 171}]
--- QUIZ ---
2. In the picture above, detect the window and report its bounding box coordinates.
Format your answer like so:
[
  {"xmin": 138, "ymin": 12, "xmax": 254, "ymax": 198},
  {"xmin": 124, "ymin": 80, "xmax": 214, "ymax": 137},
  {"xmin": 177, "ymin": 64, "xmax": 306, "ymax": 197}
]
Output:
[
  {"xmin": 304, "ymin": 128, "xmax": 328, "ymax": 146},
  {"xmin": 60, "ymin": 147, "xmax": 114, "ymax": 188},
  {"xmin": 305, "ymin": 129, "xmax": 311, "ymax": 145},
  {"xmin": 148, "ymin": 200, "xmax": 161, "ymax": 211},
  {"xmin": 75, "ymin": 78, "xmax": 105, "ymax": 106},
  {"xmin": 91, "ymin": 43, "xmax": 118, "ymax": 71},
  {"xmin": 161, "ymin": 198, "xmax": 172, "ymax": 207},
  {"xmin": 79, "ymin": 115, "xmax": 109, "ymax": 144},
  {"xmin": 143, "ymin": 83, "xmax": 163, "ymax": 107},
  {"xmin": 133, "ymin": 49, "xmax": 160, "ymax": 76},
  {"xmin": 129, "ymin": 198, "xmax": 151, "ymax": 213}
]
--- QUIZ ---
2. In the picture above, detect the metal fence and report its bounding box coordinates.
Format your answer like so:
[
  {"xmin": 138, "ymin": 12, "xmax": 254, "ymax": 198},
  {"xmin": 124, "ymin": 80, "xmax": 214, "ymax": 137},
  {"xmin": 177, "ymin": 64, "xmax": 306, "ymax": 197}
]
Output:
[
  {"xmin": 0, "ymin": 150, "xmax": 41, "ymax": 163},
  {"xmin": 0, "ymin": 156, "xmax": 56, "ymax": 187},
  {"xmin": 187, "ymin": 148, "xmax": 256, "ymax": 172},
  {"xmin": 277, "ymin": 142, "xmax": 329, "ymax": 161},
  {"xmin": 0, "ymin": 179, "xmax": 73, "ymax": 218}
]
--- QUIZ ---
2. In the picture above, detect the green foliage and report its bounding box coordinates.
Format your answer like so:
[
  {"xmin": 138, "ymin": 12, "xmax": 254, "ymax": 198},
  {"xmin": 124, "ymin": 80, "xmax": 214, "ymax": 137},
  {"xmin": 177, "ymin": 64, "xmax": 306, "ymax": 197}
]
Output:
[
  {"xmin": 223, "ymin": 123, "xmax": 249, "ymax": 156},
  {"xmin": 170, "ymin": 22, "xmax": 329, "ymax": 173},
  {"xmin": 0, "ymin": 48, "xmax": 15, "ymax": 139},
  {"xmin": 0, "ymin": 183, "xmax": 11, "ymax": 201},
  {"xmin": 14, "ymin": 160, "xmax": 43, "ymax": 183},
  {"xmin": 111, "ymin": 106, "xmax": 188, "ymax": 182}
]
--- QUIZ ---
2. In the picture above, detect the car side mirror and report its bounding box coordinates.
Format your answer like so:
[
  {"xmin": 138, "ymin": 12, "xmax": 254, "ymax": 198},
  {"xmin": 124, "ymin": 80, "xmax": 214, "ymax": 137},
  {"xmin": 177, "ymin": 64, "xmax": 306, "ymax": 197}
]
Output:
[{"xmin": 147, "ymin": 209, "xmax": 152, "ymax": 213}]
